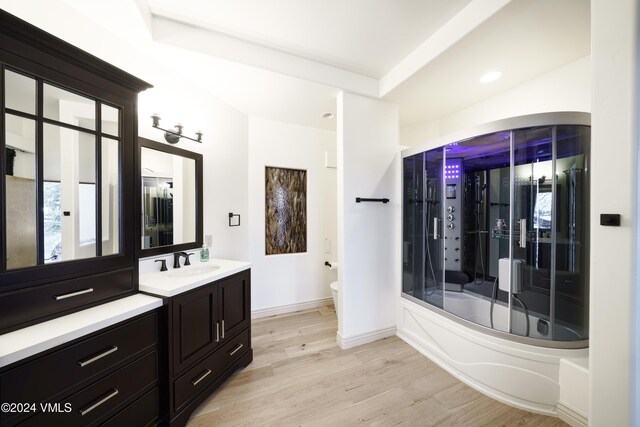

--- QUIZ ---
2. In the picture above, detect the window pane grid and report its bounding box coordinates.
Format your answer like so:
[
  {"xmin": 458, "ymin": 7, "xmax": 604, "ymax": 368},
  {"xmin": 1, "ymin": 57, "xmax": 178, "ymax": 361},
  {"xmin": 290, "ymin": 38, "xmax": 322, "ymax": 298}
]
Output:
[{"xmin": 1, "ymin": 65, "xmax": 123, "ymax": 272}]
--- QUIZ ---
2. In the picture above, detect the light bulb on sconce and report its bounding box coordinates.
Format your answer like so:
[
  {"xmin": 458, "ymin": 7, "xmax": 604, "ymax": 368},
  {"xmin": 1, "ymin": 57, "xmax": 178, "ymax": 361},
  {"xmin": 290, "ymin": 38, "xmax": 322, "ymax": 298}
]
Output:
[{"xmin": 151, "ymin": 114, "xmax": 203, "ymax": 144}]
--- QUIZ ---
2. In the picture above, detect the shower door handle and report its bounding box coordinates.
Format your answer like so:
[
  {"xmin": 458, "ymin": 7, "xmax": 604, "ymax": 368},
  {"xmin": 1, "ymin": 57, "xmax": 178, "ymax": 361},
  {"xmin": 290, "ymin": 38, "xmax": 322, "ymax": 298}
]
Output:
[
  {"xmin": 433, "ymin": 218, "xmax": 440, "ymax": 240},
  {"xmin": 519, "ymin": 219, "xmax": 527, "ymax": 248}
]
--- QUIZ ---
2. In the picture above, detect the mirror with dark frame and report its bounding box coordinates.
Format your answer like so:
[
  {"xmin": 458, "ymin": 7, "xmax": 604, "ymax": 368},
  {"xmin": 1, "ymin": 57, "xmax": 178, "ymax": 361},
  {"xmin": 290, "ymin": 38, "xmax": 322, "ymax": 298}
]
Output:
[
  {"xmin": 3, "ymin": 69, "xmax": 124, "ymax": 269},
  {"xmin": 138, "ymin": 137, "xmax": 203, "ymax": 257}
]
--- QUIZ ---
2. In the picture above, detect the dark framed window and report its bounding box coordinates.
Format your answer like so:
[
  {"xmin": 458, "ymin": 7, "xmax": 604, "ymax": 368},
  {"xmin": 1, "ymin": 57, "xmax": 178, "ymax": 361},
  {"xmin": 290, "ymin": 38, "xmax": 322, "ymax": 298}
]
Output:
[{"xmin": 1, "ymin": 65, "xmax": 123, "ymax": 272}]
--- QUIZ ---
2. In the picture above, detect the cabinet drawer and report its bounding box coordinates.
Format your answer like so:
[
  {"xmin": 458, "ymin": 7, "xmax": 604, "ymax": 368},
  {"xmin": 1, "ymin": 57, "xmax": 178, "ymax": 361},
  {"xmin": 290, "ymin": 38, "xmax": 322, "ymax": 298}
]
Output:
[
  {"xmin": 173, "ymin": 328, "xmax": 249, "ymax": 412},
  {"xmin": 0, "ymin": 312, "xmax": 157, "ymax": 410},
  {"xmin": 0, "ymin": 268, "xmax": 135, "ymax": 333},
  {"xmin": 20, "ymin": 351, "xmax": 158, "ymax": 427},
  {"xmin": 100, "ymin": 387, "xmax": 158, "ymax": 427}
]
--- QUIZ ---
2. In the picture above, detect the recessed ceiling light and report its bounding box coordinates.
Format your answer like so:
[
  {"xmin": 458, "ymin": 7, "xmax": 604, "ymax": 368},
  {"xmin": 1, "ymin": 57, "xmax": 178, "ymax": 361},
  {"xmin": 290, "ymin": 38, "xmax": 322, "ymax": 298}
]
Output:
[
  {"xmin": 321, "ymin": 112, "xmax": 335, "ymax": 119},
  {"xmin": 480, "ymin": 71, "xmax": 502, "ymax": 83}
]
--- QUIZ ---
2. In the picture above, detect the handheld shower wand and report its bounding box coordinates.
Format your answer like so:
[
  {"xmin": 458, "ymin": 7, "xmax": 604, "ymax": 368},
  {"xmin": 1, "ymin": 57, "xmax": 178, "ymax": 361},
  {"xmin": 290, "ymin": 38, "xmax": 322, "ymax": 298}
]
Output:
[
  {"xmin": 473, "ymin": 175, "xmax": 487, "ymax": 284},
  {"xmin": 424, "ymin": 176, "xmax": 437, "ymax": 296}
]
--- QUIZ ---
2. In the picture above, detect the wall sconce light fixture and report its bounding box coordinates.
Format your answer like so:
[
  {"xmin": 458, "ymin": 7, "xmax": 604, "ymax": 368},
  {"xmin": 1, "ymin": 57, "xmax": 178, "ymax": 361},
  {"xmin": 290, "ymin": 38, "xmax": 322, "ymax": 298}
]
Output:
[{"xmin": 151, "ymin": 114, "xmax": 203, "ymax": 144}]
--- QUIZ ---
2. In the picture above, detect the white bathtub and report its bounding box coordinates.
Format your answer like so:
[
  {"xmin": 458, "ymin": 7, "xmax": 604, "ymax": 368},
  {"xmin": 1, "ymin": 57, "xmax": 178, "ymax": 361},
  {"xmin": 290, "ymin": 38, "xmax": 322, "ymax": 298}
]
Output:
[
  {"xmin": 434, "ymin": 290, "xmax": 583, "ymax": 341},
  {"xmin": 397, "ymin": 291, "xmax": 588, "ymax": 422}
]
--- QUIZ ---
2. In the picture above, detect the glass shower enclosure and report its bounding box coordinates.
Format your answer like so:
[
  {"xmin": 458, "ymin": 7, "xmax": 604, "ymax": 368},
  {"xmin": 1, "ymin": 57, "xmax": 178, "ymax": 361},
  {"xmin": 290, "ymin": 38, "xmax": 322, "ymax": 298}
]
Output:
[{"xmin": 402, "ymin": 115, "xmax": 590, "ymax": 347}]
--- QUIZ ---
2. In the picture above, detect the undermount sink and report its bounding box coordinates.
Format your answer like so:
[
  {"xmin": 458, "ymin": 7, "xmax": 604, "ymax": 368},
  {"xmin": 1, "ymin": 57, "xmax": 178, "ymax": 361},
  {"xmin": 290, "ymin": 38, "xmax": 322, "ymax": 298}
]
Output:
[{"xmin": 166, "ymin": 265, "xmax": 220, "ymax": 278}]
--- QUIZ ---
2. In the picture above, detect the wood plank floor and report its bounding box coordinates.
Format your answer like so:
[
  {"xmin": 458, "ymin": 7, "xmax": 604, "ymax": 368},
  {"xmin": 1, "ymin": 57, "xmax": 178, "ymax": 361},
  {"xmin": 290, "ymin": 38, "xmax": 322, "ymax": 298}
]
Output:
[{"xmin": 187, "ymin": 306, "xmax": 567, "ymax": 426}]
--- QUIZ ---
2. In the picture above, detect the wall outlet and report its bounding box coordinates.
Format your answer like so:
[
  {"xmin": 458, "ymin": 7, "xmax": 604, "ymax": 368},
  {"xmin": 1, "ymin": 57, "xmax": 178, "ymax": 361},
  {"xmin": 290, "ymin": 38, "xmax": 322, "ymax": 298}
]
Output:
[{"xmin": 205, "ymin": 235, "xmax": 213, "ymax": 247}]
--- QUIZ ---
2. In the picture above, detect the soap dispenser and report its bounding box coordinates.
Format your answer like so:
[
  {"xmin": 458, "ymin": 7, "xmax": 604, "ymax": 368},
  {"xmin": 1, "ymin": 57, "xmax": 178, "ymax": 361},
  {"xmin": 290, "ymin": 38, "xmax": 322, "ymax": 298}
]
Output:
[{"xmin": 200, "ymin": 245, "xmax": 209, "ymax": 262}]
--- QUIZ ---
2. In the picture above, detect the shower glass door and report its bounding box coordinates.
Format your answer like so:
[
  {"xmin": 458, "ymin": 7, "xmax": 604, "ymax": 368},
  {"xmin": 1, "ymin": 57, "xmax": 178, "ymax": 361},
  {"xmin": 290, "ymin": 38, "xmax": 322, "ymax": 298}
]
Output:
[
  {"xmin": 402, "ymin": 148, "xmax": 444, "ymax": 308},
  {"xmin": 402, "ymin": 153, "xmax": 425, "ymax": 300},
  {"xmin": 553, "ymin": 125, "xmax": 590, "ymax": 341},
  {"xmin": 424, "ymin": 148, "xmax": 444, "ymax": 309},
  {"xmin": 510, "ymin": 126, "xmax": 554, "ymax": 339}
]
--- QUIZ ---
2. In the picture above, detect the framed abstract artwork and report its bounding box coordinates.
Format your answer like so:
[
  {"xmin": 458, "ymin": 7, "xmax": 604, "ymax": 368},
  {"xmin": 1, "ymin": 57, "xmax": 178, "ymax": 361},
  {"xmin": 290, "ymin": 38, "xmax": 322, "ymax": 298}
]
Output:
[{"xmin": 265, "ymin": 166, "xmax": 307, "ymax": 255}]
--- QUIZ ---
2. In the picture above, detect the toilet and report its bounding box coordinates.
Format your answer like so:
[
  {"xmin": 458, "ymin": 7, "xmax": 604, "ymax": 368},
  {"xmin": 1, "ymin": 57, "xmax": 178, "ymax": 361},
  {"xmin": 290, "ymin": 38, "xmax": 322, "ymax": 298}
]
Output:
[
  {"xmin": 326, "ymin": 261, "xmax": 339, "ymax": 315},
  {"xmin": 330, "ymin": 281, "xmax": 339, "ymax": 314}
]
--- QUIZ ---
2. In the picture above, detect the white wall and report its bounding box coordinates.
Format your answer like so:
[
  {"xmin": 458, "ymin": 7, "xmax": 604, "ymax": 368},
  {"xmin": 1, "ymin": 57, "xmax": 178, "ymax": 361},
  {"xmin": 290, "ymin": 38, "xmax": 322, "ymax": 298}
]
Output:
[
  {"xmin": 139, "ymin": 85, "xmax": 250, "ymax": 261},
  {"xmin": 248, "ymin": 117, "xmax": 337, "ymax": 313},
  {"xmin": 337, "ymin": 92, "xmax": 398, "ymax": 345},
  {"xmin": 401, "ymin": 55, "xmax": 591, "ymax": 146},
  {"xmin": 590, "ymin": 0, "xmax": 638, "ymax": 425}
]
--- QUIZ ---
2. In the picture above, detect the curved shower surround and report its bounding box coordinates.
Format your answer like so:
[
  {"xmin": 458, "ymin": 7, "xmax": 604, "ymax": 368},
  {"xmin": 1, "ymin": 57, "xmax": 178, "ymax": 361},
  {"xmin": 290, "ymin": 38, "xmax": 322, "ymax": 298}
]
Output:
[{"xmin": 398, "ymin": 112, "xmax": 590, "ymax": 418}]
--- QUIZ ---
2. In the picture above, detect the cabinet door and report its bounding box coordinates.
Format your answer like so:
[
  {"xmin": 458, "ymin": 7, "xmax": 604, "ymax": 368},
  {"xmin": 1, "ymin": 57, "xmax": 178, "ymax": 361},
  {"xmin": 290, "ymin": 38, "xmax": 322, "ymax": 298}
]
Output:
[
  {"xmin": 218, "ymin": 270, "xmax": 250, "ymax": 341},
  {"xmin": 171, "ymin": 284, "xmax": 219, "ymax": 374}
]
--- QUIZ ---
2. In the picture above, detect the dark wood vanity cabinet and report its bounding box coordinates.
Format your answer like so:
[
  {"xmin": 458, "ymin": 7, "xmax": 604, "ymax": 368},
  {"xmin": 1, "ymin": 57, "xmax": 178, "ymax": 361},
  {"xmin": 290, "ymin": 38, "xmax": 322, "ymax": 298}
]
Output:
[
  {"xmin": 0, "ymin": 10, "xmax": 151, "ymax": 333},
  {"xmin": 163, "ymin": 269, "xmax": 252, "ymax": 426},
  {"xmin": 0, "ymin": 11, "xmax": 251, "ymax": 427},
  {"xmin": 0, "ymin": 311, "xmax": 160, "ymax": 427}
]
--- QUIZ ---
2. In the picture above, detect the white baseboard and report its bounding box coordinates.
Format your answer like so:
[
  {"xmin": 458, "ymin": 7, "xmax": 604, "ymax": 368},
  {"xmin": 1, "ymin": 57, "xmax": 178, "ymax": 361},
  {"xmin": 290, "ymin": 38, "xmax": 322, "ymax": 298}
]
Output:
[
  {"xmin": 251, "ymin": 297, "xmax": 333, "ymax": 319},
  {"xmin": 557, "ymin": 402, "xmax": 588, "ymax": 427},
  {"xmin": 336, "ymin": 326, "xmax": 397, "ymax": 349}
]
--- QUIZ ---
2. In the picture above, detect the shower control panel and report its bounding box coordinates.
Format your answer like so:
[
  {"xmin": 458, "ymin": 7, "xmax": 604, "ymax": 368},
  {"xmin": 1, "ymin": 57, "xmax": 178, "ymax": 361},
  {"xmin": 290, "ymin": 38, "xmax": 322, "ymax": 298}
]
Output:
[{"xmin": 444, "ymin": 159, "xmax": 463, "ymax": 271}]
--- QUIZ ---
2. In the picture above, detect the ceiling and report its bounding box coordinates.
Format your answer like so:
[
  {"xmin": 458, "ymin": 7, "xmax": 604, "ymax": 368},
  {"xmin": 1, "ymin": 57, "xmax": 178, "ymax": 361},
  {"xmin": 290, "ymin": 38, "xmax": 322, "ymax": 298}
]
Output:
[
  {"xmin": 146, "ymin": 0, "xmax": 472, "ymax": 79},
  {"xmin": 384, "ymin": 0, "xmax": 591, "ymax": 125},
  {"xmin": 56, "ymin": 0, "xmax": 590, "ymax": 131}
]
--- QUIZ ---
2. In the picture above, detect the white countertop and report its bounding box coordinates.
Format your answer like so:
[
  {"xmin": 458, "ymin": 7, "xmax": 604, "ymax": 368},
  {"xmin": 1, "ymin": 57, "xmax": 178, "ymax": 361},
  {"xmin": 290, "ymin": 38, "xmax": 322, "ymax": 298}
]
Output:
[
  {"xmin": 0, "ymin": 293, "xmax": 163, "ymax": 369},
  {"xmin": 139, "ymin": 258, "xmax": 251, "ymax": 297}
]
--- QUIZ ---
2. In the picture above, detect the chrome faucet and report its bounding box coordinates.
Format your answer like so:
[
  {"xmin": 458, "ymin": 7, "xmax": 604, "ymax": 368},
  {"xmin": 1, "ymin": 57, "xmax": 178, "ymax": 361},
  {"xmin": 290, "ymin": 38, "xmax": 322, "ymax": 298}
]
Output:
[{"xmin": 173, "ymin": 252, "xmax": 194, "ymax": 268}]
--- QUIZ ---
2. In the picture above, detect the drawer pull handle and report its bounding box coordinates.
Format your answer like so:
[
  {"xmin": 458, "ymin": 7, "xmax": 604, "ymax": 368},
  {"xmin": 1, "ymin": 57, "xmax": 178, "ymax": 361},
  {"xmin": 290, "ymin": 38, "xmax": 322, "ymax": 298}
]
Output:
[
  {"xmin": 78, "ymin": 346, "xmax": 119, "ymax": 367},
  {"xmin": 192, "ymin": 368, "xmax": 212, "ymax": 386},
  {"xmin": 215, "ymin": 322, "xmax": 220, "ymax": 343},
  {"xmin": 79, "ymin": 388, "xmax": 119, "ymax": 416},
  {"xmin": 221, "ymin": 320, "xmax": 225, "ymax": 339},
  {"xmin": 229, "ymin": 343, "xmax": 244, "ymax": 356},
  {"xmin": 55, "ymin": 288, "xmax": 94, "ymax": 301}
]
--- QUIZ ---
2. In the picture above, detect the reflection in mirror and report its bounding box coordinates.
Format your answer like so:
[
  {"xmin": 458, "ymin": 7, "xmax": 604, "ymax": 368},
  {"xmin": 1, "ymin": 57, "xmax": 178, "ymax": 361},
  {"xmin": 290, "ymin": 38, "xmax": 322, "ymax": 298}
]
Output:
[
  {"xmin": 5, "ymin": 114, "xmax": 37, "ymax": 270},
  {"xmin": 43, "ymin": 83, "xmax": 96, "ymax": 130},
  {"xmin": 2, "ymin": 68, "xmax": 124, "ymax": 272},
  {"xmin": 101, "ymin": 104, "xmax": 119, "ymax": 137},
  {"xmin": 43, "ymin": 123, "xmax": 96, "ymax": 263},
  {"xmin": 5, "ymin": 70, "xmax": 36, "ymax": 114},
  {"xmin": 141, "ymin": 147, "xmax": 196, "ymax": 249},
  {"xmin": 533, "ymin": 185, "xmax": 552, "ymax": 230},
  {"xmin": 102, "ymin": 138, "xmax": 120, "ymax": 256}
]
